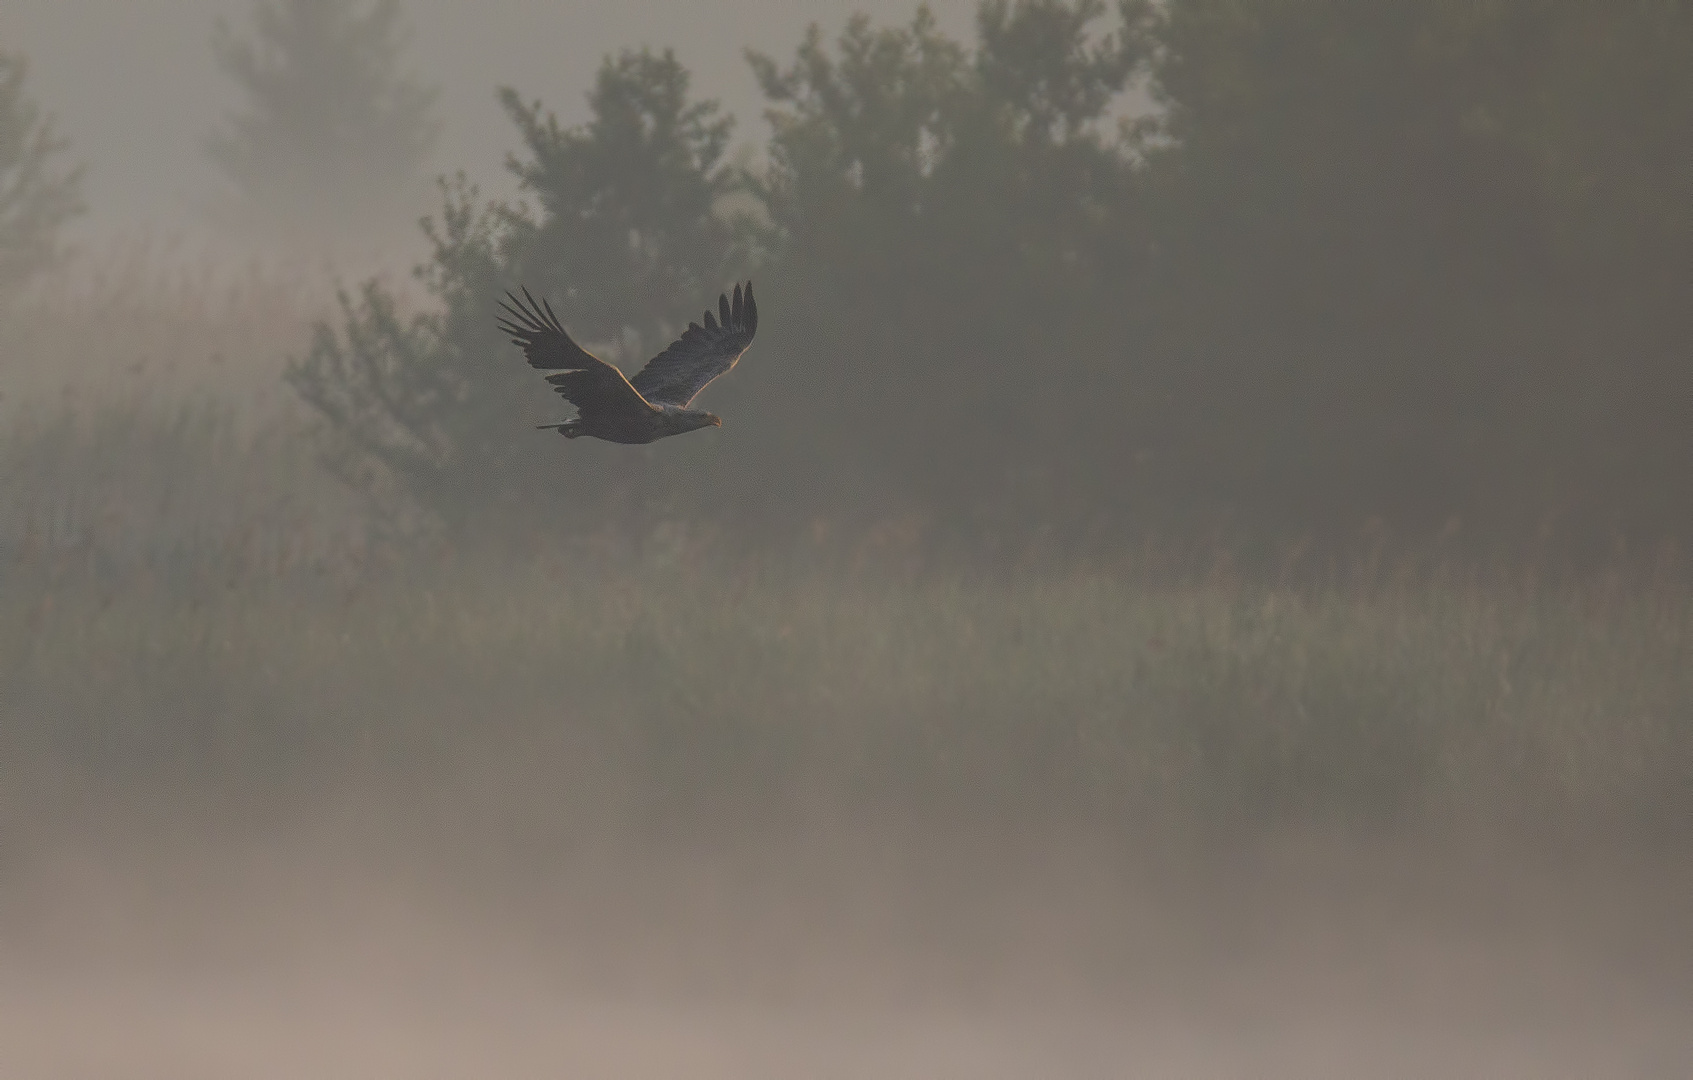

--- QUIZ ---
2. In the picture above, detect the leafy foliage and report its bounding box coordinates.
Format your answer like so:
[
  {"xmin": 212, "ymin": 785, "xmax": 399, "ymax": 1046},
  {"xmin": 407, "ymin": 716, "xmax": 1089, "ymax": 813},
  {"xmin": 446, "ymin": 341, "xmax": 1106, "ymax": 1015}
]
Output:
[
  {"xmin": 288, "ymin": 51, "xmax": 750, "ymax": 533},
  {"xmin": 745, "ymin": 2, "xmax": 1150, "ymax": 521},
  {"xmin": 0, "ymin": 51, "xmax": 83, "ymax": 300},
  {"xmin": 498, "ymin": 50, "xmax": 747, "ymax": 360},
  {"xmin": 207, "ymin": 0, "xmax": 439, "ymax": 236},
  {"xmin": 1133, "ymin": 0, "xmax": 1693, "ymax": 543},
  {"xmin": 292, "ymin": 1, "xmax": 1692, "ymax": 555}
]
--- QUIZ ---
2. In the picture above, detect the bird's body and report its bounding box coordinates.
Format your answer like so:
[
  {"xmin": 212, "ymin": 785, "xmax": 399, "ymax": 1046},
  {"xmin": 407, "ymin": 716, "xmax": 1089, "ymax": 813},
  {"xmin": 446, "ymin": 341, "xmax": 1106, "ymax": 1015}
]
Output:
[
  {"xmin": 497, "ymin": 282, "xmax": 758, "ymax": 445},
  {"xmin": 534, "ymin": 403, "xmax": 719, "ymax": 445}
]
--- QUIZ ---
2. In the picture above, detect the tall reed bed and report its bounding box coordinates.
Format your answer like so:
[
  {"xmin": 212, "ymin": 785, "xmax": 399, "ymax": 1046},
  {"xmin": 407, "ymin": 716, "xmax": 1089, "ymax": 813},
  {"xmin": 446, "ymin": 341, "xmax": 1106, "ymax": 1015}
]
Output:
[{"xmin": 5, "ymin": 516, "xmax": 1688, "ymax": 837}]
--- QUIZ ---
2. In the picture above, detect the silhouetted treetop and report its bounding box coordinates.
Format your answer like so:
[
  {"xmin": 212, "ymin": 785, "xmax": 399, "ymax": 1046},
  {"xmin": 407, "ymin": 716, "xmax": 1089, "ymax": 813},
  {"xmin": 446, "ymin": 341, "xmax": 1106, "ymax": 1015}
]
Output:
[
  {"xmin": 975, "ymin": 0, "xmax": 1153, "ymax": 144},
  {"xmin": 290, "ymin": 48, "xmax": 750, "ymax": 534},
  {"xmin": 497, "ymin": 49, "xmax": 743, "ymax": 360},
  {"xmin": 0, "ymin": 50, "xmax": 83, "ymax": 299},
  {"xmin": 208, "ymin": 0, "xmax": 439, "ymax": 236},
  {"xmin": 289, "ymin": 1, "xmax": 1692, "ymax": 555}
]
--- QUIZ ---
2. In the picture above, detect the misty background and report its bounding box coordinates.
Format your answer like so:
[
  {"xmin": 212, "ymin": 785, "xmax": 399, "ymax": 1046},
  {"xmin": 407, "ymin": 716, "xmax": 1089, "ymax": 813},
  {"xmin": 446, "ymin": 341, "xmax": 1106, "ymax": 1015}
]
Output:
[
  {"xmin": 2, "ymin": 2, "xmax": 1691, "ymax": 1076},
  {"xmin": 0, "ymin": 0, "xmax": 979, "ymax": 246}
]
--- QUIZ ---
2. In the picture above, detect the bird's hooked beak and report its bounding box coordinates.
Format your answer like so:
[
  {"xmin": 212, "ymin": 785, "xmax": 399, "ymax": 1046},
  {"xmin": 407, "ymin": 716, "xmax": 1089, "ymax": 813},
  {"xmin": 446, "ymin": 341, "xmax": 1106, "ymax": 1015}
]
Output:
[{"xmin": 709, "ymin": 414, "xmax": 723, "ymax": 427}]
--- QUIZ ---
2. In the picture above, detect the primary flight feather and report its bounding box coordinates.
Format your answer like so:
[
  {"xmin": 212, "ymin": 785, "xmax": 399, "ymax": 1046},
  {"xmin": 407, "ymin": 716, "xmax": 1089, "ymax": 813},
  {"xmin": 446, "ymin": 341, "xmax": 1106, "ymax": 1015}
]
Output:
[{"xmin": 496, "ymin": 282, "xmax": 759, "ymax": 444}]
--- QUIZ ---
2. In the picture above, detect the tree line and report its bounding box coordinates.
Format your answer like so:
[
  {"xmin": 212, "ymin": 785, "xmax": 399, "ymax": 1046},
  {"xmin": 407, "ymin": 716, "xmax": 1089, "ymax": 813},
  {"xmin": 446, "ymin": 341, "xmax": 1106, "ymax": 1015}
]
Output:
[
  {"xmin": 1, "ymin": 0, "xmax": 438, "ymax": 275},
  {"xmin": 6, "ymin": 1, "xmax": 1689, "ymax": 557}
]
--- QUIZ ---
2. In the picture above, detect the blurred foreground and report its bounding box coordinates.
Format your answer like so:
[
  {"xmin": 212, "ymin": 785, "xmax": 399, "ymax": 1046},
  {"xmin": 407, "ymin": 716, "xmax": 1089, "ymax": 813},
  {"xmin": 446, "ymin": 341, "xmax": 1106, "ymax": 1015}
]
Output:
[
  {"xmin": 4, "ymin": 488, "xmax": 1690, "ymax": 1076},
  {"xmin": 4, "ymin": 803, "xmax": 1689, "ymax": 1077}
]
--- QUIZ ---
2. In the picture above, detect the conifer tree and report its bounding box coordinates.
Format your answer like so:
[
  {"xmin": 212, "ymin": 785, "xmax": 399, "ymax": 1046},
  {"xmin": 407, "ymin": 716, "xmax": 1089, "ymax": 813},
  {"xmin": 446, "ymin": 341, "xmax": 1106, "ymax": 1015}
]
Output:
[
  {"xmin": 208, "ymin": 0, "xmax": 439, "ymax": 236},
  {"xmin": 287, "ymin": 49, "xmax": 748, "ymax": 532},
  {"xmin": 0, "ymin": 51, "xmax": 84, "ymax": 299}
]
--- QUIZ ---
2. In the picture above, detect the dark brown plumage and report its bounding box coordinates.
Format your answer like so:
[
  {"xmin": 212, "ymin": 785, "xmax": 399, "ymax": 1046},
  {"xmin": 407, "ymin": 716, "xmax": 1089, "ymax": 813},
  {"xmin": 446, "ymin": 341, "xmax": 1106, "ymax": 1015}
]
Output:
[{"xmin": 496, "ymin": 283, "xmax": 759, "ymax": 444}]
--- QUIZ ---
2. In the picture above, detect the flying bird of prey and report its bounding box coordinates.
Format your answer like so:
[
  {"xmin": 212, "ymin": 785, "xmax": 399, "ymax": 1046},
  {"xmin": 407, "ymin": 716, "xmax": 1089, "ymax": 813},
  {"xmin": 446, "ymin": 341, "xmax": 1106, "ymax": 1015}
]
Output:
[{"xmin": 497, "ymin": 282, "xmax": 758, "ymax": 444}]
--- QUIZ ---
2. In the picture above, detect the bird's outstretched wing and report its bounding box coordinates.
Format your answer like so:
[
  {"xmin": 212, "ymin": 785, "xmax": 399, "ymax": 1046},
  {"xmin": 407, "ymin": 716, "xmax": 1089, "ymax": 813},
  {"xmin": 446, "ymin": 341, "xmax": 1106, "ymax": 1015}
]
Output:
[
  {"xmin": 630, "ymin": 282, "xmax": 758, "ymax": 408},
  {"xmin": 497, "ymin": 289, "xmax": 654, "ymax": 418}
]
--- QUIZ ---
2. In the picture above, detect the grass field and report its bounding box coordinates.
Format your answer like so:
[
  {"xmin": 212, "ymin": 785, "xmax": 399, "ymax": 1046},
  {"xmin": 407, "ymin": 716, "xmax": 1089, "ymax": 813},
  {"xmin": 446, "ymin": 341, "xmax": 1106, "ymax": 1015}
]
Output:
[
  {"xmin": 5, "ymin": 507, "xmax": 1688, "ymax": 837},
  {"xmin": 4, "ymin": 255, "xmax": 1691, "ymax": 1077}
]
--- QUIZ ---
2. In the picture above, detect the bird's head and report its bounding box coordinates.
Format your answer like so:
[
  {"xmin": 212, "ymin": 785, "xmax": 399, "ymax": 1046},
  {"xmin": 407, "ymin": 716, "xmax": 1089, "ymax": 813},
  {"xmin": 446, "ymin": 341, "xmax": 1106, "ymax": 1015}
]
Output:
[{"xmin": 667, "ymin": 408, "xmax": 721, "ymax": 435}]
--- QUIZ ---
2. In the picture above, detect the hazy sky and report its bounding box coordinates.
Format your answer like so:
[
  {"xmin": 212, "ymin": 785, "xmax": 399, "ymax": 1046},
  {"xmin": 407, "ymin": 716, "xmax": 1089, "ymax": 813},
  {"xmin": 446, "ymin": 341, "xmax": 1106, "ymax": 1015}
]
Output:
[{"xmin": 1, "ymin": 1, "xmax": 977, "ymax": 244}]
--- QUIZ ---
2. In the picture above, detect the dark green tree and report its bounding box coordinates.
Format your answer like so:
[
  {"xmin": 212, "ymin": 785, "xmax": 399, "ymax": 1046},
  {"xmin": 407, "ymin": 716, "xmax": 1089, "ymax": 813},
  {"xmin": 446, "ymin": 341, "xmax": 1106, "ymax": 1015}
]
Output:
[
  {"xmin": 287, "ymin": 1, "xmax": 1693, "ymax": 554},
  {"xmin": 287, "ymin": 49, "xmax": 750, "ymax": 534},
  {"xmin": 498, "ymin": 50, "xmax": 746, "ymax": 362},
  {"xmin": 1130, "ymin": 0, "xmax": 1693, "ymax": 542},
  {"xmin": 207, "ymin": 0, "xmax": 439, "ymax": 236},
  {"xmin": 291, "ymin": 4, "xmax": 1159, "ymax": 540},
  {"xmin": 744, "ymin": 2, "xmax": 1150, "ymax": 523},
  {"xmin": 0, "ymin": 51, "xmax": 83, "ymax": 299}
]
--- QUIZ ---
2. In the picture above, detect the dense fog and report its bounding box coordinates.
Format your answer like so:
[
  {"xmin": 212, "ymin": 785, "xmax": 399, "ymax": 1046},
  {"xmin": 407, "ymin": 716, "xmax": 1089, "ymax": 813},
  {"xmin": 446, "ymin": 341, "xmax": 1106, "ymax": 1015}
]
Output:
[{"xmin": 1, "ymin": 2, "xmax": 1689, "ymax": 1076}]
